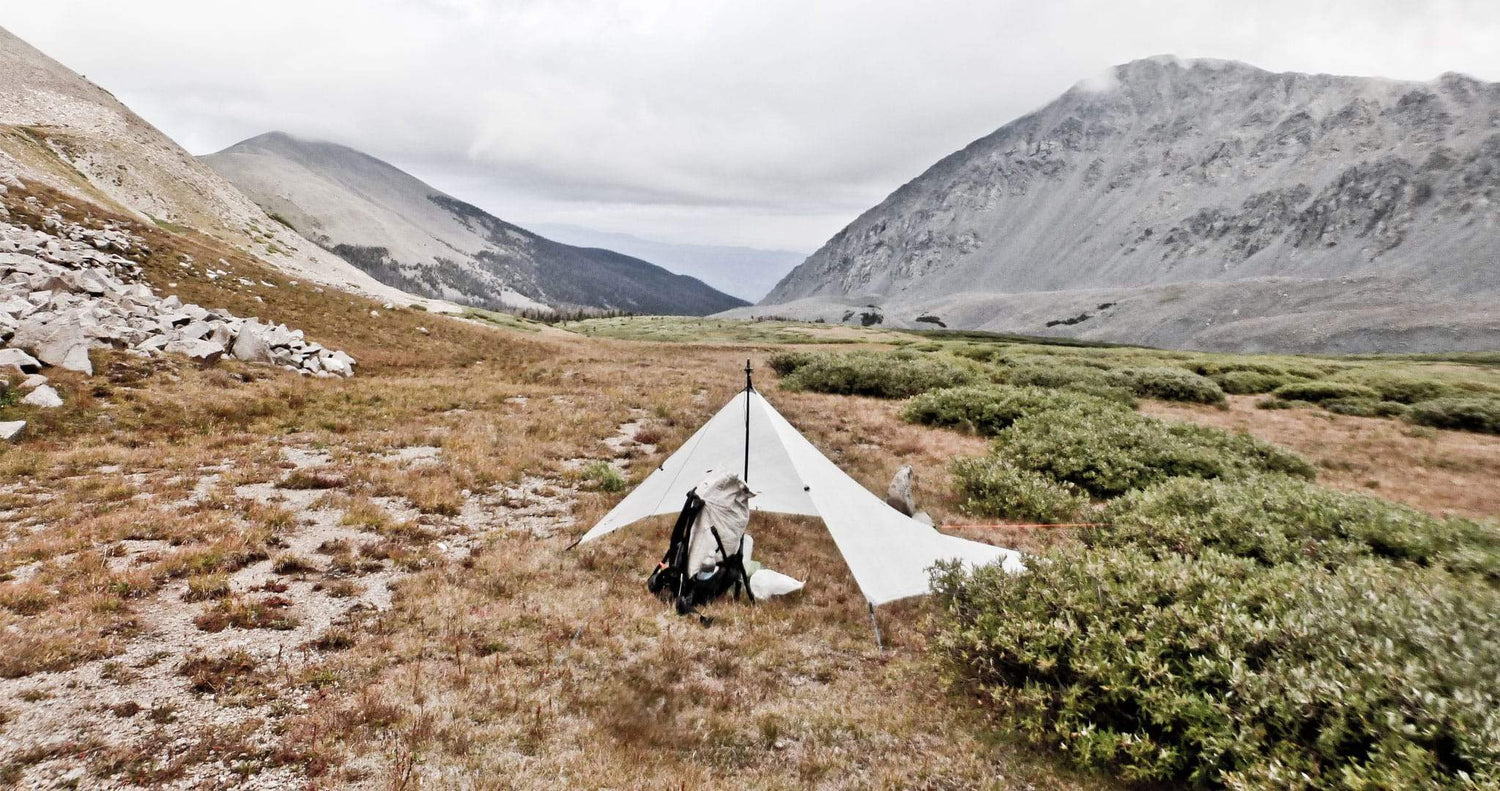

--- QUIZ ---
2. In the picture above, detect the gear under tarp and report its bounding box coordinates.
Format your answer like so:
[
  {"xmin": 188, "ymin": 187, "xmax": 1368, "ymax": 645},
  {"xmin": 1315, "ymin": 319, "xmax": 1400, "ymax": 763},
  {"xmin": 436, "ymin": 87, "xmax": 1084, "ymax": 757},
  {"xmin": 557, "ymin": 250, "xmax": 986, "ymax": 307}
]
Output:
[
  {"xmin": 575, "ymin": 388, "xmax": 1023, "ymax": 606},
  {"xmin": 685, "ymin": 473, "xmax": 751, "ymax": 577}
]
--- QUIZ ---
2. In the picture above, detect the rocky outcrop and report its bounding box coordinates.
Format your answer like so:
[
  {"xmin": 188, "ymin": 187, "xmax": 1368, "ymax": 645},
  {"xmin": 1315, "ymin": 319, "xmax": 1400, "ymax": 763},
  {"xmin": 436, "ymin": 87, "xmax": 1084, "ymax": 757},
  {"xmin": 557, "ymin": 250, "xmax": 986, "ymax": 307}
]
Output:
[{"xmin": 0, "ymin": 203, "xmax": 357, "ymax": 395}]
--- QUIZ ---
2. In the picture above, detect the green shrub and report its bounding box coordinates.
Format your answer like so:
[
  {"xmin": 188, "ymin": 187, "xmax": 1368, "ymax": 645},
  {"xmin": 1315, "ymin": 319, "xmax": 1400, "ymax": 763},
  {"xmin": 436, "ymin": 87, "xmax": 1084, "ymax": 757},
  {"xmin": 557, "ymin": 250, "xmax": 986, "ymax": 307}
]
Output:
[
  {"xmin": 1331, "ymin": 370, "xmax": 1460, "ymax": 404},
  {"xmin": 901, "ymin": 385, "xmax": 1127, "ymax": 436},
  {"xmin": 998, "ymin": 362, "xmax": 1137, "ymax": 405},
  {"xmin": 989, "ymin": 405, "xmax": 1314, "ymax": 498},
  {"xmin": 581, "ymin": 461, "xmax": 626, "ymax": 493},
  {"xmin": 1322, "ymin": 397, "xmax": 1409, "ymax": 418},
  {"xmin": 1256, "ymin": 397, "xmax": 1314, "ymax": 410},
  {"xmin": 952, "ymin": 345, "xmax": 1002, "ymax": 363},
  {"xmin": 1210, "ymin": 370, "xmax": 1288, "ymax": 395},
  {"xmin": 1099, "ymin": 476, "xmax": 1500, "ymax": 577},
  {"xmin": 932, "ymin": 551, "xmax": 1500, "ymax": 787},
  {"xmin": 779, "ymin": 351, "xmax": 977, "ymax": 399},
  {"xmin": 1104, "ymin": 366, "xmax": 1225, "ymax": 404},
  {"xmin": 767, "ymin": 350, "xmax": 818, "ymax": 377},
  {"xmin": 1406, "ymin": 397, "xmax": 1500, "ymax": 435},
  {"xmin": 1003, "ymin": 362, "xmax": 1110, "ymax": 389},
  {"xmin": 1271, "ymin": 380, "xmax": 1381, "ymax": 403},
  {"xmin": 949, "ymin": 457, "xmax": 1089, "ymax": 523},
  {"xmin": 1186, "ymin": 357, "xmax": 1322, "ymax": 380}
]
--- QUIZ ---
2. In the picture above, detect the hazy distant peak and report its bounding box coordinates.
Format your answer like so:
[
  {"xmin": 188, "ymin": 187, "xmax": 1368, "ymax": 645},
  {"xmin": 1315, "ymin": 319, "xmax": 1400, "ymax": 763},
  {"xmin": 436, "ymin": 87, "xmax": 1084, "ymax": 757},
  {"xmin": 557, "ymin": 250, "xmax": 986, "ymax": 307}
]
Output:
[{"xmin": 204, "ymin": 132, "xmax": 747, "ymax": 314}]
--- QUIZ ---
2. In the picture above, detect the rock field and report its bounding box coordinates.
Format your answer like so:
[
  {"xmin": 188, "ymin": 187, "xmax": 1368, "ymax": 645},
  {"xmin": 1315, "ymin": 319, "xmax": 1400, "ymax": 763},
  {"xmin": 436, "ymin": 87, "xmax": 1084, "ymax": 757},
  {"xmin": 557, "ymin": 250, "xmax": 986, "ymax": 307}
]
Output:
[{"xmin": 0, "ymin": 188, "xmax": 355, "ymax": 439}]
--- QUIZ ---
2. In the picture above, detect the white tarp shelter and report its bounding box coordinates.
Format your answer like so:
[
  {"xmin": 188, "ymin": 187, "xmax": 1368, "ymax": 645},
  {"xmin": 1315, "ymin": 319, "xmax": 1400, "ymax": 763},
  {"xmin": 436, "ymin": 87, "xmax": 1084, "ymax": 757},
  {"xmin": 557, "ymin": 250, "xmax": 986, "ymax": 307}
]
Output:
[{"xmin": 574, "ymin": 382, "xmax": 1023, "ymax": 607}]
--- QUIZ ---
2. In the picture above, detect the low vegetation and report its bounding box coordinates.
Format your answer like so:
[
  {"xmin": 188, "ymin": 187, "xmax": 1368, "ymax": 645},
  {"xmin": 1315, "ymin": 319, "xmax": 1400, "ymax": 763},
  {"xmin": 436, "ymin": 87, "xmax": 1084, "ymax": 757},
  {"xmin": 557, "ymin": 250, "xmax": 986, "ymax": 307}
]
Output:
[
  {"xmin": 1099, "ymin": 476, "xmax": 1499, "ymax": 577},
  {"xmin": 1208, "ymin": 369, "xmax": 1288, "ymax": 394},
  {"xmin": 1103, "ymin": 366, "xmax": 1226, "ymax": 404},
  {"xmin": 933, "ymin": 550, "xmax": 1500, "ymax": 788},
  {"xmin": 986, "ymin": 403, "xmax": 1314, "ymax": 498},
  {"xmin": 777, "ymin": 350, "xmax": 978, "ymax": 398},
  {"xmin": 1271, "ymin": 380, "xmax": 1382, "ymax": 403},
  {"xmin": 900, "ymin": 385, "xmax": 1117, "ymax": 437},
  {"xmin": 1406, "ymin": 396, "xmax": 1500, "ymax": 435},
  {"xmin": 949, "ymin": 457, "xmax": 1088, "ymax": 523}
]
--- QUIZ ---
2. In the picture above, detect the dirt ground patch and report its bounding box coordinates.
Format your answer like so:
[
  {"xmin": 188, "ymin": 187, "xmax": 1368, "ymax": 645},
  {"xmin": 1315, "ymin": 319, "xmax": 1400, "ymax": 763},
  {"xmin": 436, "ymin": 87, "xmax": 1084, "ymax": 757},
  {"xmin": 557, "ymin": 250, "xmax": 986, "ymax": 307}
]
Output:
[{"xmin": 1143, "ymin": 395, "xmax": 1500, "ymax": 519}]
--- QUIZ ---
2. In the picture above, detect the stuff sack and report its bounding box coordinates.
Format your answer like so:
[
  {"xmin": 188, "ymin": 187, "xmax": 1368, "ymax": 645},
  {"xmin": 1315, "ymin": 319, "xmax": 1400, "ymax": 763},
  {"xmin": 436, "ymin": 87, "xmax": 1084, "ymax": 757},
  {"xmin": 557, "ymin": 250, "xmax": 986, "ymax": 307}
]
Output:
[{"xmin": 749, "ymin": 569, "xmax": 804, "ymax": 599}]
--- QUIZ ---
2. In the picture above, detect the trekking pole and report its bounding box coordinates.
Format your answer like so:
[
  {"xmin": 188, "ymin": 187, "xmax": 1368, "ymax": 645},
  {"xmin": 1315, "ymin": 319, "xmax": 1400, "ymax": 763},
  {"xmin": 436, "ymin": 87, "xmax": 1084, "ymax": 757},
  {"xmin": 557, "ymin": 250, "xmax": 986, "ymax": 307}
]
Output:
[{"xmin": 743, "ymin": 359, "xmax": 752, "ymax": 482}]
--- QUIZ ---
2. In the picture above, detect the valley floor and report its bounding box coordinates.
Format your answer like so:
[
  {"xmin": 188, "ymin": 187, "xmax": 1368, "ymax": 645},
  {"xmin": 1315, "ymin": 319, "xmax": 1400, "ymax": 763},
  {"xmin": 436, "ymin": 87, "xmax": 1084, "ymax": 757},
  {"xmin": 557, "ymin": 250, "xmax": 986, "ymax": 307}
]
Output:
[
  {"xmin": 0, "ymin": 186, "xmax": 1495, "ymax": 788},
  {"xmin": 0, "ymin": 329, "xmax": 1103, "ymax": 790},
  {"xmin": 3, "ymin": 325, "xmax": 1496, "ymax": 788}
]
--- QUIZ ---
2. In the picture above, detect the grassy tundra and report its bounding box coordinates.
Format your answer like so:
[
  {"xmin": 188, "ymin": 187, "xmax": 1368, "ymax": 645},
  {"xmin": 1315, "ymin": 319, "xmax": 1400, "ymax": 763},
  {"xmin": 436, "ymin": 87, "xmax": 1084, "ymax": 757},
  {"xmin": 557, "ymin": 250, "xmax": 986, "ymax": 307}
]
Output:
[{"xmin": 2, "ymin": 183, "xmax": 1498, "ymax": 788}]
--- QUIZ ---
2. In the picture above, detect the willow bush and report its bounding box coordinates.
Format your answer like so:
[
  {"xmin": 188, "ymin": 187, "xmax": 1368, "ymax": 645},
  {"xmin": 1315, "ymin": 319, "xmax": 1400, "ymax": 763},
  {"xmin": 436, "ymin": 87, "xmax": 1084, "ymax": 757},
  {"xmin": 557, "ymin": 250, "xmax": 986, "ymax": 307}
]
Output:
[
  {"xmin": 778, "ymin": 351, "xmax": 978, "ymax": 398},
  {"xmin": 988, "ymin": 404, "xmax": 1314, "ymax": 498},
  {"xmin": 932, "ymin": 550, "xmax": 1500, "ymax": 787},
  {"xmin": 900, "ymin": 385, "xmax": 1126, "ymax": 436}
]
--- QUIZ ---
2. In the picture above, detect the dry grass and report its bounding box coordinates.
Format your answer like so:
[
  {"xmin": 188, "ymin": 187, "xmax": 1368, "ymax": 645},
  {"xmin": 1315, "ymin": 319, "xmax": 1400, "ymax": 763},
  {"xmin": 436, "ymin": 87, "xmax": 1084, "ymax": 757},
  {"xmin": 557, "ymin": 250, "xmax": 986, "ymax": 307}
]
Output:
[{"xmin": 1143, "ymin": 396, "xmax": 1500, "ymax": 519}]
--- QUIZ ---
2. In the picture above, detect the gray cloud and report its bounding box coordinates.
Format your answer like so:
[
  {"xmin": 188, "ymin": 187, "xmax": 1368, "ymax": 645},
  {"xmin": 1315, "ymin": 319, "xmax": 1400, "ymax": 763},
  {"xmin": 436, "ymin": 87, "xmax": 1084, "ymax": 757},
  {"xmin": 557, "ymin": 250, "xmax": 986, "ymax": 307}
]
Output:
[{"xmin": 5, "ymin": 0, "xmax": 1499, "ymax": 250}]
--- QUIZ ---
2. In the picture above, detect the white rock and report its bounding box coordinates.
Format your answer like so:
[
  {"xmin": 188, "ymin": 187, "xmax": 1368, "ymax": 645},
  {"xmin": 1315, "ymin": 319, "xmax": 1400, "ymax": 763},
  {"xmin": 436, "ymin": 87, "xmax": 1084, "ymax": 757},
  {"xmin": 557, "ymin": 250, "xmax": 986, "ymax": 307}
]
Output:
[
  {"xmin": 0, "ymin": 347, "xmax": 42, "ymax": 373},
  {"xmin": 178, "ymin": 320, "xmax": 212, "ymax": 340},
  {"xmin": 231, "ymin": 321, "xmax": 274, "ymax": 363},
  {"xmin": 886, "ymin": 464, "xmax": 918, "ymax": 517},
  {"xmin": 21, "ymin": 384, "xmax": 63, "ymax": 408},
  {"xmin": 163, "ymin": 338, "xmax": 226, "ymax": 365},
  {"xmin": 20, "ymin": 373, "xmax": 47, "ymax": 389},
  {"xmin": 0, "ymin": 420, "xmax": 24, "ymax": 441},
  {"xmin": 11, "ymin": 318, "xmax": 93, "ymax": 374}
]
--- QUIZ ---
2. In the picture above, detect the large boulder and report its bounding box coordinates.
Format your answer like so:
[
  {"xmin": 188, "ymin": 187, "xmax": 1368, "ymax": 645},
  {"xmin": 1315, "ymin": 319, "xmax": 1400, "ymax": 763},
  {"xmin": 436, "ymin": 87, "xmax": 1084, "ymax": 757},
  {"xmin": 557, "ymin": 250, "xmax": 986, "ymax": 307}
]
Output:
[
  {"xmin": 10, "ymin": 317, "xmax": 93, "ymax": 374},
  {"xmin": 163, "ymin": 338, "xmax": 225, "ymax": 366},
  {"xmin": 0, "ymin": 420, "xmax": 24, "ymax": 442},
  {"xmin": 231, "ymin": 321, "xmax": 274, "ymax": 363},
  {"xmin": 0, "ymin": 348, "xmax": 42, "ymax": 374},
  {"xmin": 319, "ymin": 349, "xmax": 356, "ymax": 377}
]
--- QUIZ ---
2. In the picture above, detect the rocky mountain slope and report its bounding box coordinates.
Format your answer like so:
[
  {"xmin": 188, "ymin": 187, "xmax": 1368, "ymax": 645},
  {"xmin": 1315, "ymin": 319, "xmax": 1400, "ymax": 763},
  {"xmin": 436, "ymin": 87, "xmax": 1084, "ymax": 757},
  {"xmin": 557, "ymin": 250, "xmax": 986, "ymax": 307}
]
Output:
[
  {"xmin": 529, "ymin": 223, "xmax": 805, "ymax": 302},
  {"xmin": 0, "ymin": 25, "xmax": 437, "ymax": 311},
  {"xmin": 204, "ymin": 133, "xmax": 747, "ymax": 315},
  {"xmin": 747, "ymin": 57, "xmax": 1500, "ymax": 352}
]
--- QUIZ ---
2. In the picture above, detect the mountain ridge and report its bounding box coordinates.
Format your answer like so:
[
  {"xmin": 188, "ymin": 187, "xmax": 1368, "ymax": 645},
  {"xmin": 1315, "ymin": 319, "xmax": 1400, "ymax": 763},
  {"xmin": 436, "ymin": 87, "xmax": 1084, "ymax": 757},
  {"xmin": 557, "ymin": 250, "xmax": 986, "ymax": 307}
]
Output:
[
  {"xmin": 204, "ymin": 132, "xmax": 747, "ymax": 315},
  {"xmin": 747, "ymin": 56, "xmax": 1500, "ymax": 352},
  {"xmin": 0, "ymin": 25, "xmax": 438, "ymax": 310}
]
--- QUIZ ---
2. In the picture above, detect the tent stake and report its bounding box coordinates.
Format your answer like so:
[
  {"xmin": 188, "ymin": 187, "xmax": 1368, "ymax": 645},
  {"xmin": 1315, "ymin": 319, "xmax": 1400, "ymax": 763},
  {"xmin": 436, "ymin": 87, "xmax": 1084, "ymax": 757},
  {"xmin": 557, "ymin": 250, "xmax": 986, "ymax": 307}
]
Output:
[
  {"xmin": 868, "ymin": 603, "xmax": 884, "ymax": 651},
  {"xmin": 743, "ymin": 359, "xmax": 752, "ymax": 482}
]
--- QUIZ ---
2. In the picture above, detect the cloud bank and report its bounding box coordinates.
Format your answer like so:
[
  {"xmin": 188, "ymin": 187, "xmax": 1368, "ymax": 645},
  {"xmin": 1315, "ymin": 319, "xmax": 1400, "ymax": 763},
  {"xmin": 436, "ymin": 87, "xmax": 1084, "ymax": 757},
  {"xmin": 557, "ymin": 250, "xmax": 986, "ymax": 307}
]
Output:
[{"xmin": 6, "ymin": 0, "xmax": 1499, "ymax": 250}]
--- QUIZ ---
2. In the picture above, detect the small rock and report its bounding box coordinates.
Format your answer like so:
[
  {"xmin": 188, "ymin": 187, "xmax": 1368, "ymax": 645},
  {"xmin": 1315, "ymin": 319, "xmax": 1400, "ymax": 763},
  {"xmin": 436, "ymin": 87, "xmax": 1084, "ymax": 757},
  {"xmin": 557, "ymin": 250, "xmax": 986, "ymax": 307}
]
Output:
[
  {"xmin": 20, "ymin": 373, "xmax": 47, "ymax": 389},
  {"xmin": 0, "ymin": 420, "xmax": 25, "ymax": 441},
  {"xmin": 886, "ymin": 464, "xmax": 918, "ymax": 517},
  {"xmin": 21, "ymin": 384, "xmax": 63, "ymax": 408}
]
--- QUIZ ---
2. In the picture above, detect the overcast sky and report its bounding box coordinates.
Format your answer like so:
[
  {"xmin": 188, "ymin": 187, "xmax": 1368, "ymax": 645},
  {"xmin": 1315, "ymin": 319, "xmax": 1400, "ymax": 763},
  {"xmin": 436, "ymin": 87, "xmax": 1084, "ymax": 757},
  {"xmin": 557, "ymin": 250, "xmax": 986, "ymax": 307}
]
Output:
[{"xmin": 5, "ymin": 0, "xmax": 1498, "ymax": 251}]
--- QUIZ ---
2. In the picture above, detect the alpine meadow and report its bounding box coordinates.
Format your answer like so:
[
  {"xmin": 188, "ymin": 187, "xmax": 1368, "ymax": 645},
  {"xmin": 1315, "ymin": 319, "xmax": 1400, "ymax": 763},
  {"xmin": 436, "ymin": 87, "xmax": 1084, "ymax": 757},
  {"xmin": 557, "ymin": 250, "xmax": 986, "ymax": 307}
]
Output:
[{"xmin": 1, "ymin": 4, "xmax": 1498, "ymax": 790}]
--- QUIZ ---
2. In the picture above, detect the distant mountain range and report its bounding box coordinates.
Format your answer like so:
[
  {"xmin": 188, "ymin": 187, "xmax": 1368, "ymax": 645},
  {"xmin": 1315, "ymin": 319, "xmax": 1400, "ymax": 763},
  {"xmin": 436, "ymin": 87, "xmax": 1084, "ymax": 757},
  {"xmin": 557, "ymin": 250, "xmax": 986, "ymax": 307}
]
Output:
[
  {"xmin": 0, "ymin": 26, "xmax": 427, "ymax": 308},
  {"xmin": 203, "ymin": 133, "xmax": 745, "ymax": 315},
  {"xmin": 527, "ymin": 223, "xmax": 804, "ymax": 303},
  {"xmin": 736, "ymin": 57, "xmax": 1500, "ymax": 352}
]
